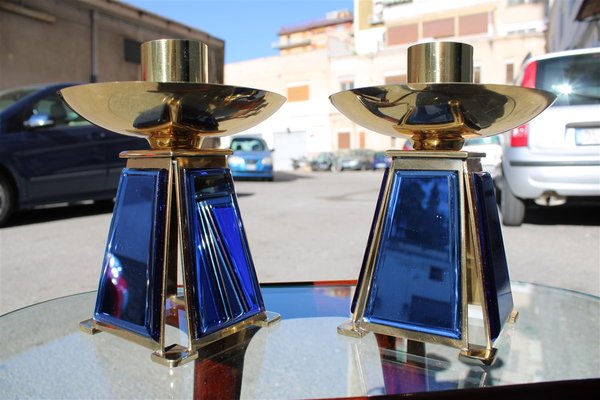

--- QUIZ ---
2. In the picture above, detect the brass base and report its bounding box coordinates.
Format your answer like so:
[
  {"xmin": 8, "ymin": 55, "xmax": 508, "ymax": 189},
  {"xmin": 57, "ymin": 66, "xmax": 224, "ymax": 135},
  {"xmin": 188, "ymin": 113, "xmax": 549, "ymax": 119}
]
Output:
[
  {"xmin": 256, "ymin": 311, "xmax": 282, "ymax": 327},
  {"xmin": 337, "ymin": 321, "xmax": 369, "ymax": 338},
  {"xmin": 79, "ymin": 318, "xmax": 100, "ymax": 335},
  {"xmin": 151, "ymin": 344, "xmax": 199, "ymax": 368},
  {"xmin": 459, "ymin": 345, "xmax": 498, "ymax": 366},
  {"xmin": 80, "ymin": 310, "xmax": 281, "ymax": 366}
]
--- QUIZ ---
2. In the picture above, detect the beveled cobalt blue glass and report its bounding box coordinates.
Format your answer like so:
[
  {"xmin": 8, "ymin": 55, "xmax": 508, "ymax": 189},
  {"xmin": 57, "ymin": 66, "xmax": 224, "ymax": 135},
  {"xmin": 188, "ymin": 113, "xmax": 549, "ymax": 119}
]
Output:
[
  {"xmin": 472, "ymin": 172, "xmax": 513, "ymax": 340},
  {"xmin": 183, "ymin": 169, "xmax": 264, "ymax": 339},
  {"xmin": 364, "ymin": 170, "xmax": 462, "ymax": 339},
  {"xmin": 95, "ymin": 169, "xmax": 167, "ymax": 341}
]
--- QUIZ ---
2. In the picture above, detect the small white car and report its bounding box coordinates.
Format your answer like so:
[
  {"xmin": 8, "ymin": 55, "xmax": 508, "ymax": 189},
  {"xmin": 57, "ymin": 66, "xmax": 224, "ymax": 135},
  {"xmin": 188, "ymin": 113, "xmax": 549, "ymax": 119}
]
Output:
[
  {"xmin": 501, "ymin": 47, "xmax": 600, "ymax": 226},
  {"xmin": 463, "ymin": 136, "xmax": 503, "ymax": 183}
]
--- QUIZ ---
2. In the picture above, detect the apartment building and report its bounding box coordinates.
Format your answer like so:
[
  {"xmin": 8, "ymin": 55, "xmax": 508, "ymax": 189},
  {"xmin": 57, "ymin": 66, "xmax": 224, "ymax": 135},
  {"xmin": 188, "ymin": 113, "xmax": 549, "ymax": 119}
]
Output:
[{"xmin": 227, "ymin": 0, "xmax": 549, "ymax": 170}]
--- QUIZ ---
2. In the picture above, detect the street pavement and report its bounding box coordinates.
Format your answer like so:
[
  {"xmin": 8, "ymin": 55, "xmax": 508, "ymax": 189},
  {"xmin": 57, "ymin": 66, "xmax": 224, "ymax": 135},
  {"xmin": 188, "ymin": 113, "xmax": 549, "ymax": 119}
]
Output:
[{"xmin": 0, "ymin": 170, "xmax": 598, "ymax": 315}]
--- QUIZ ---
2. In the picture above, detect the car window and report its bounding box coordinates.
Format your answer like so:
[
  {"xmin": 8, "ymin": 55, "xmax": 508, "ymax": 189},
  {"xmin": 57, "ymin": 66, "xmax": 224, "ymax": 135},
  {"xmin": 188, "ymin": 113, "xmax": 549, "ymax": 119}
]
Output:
[
  {"xmin": 536, "ymin": 52, "xmax": 600, "ymax": 107},
  {"xmin": 0, "ymin": 87, "xmax": 39, "ymax": 112},
  {"xmin": 230, "ymin": 138, "xmax": 267, "ymax": 151},
  {"xmin": 32, "ymin": 96, "xmax": 69, "ymax": 127},
  {"xmin": 316, "ymin": 152, "xmax": 333, "ymax": 161},
  {"xmin": 5, "ymin": 93, "xmax": 91, "ymax": 133},
  {"xmin": 465, "ymin": 136, "xmax": 500, "ymax": 146}
]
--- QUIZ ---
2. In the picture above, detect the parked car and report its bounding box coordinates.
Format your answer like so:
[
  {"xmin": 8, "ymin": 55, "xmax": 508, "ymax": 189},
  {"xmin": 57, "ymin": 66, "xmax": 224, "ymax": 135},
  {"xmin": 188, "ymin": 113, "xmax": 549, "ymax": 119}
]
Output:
[
  {"xmin": 501, "ymin": 47, "xmax": 600, "ymax": 226},
  {"xmin": 462, "ymin": 136, "xmax": 503, "ymax": 183},
  {"xmin": 371, "ymin": 151, "xmax": 392, "ymax": 170},
  {"xmin": 227, "ymin": 136, "xmax": 274, "ymax": 181},
  {"xmin": 0, "ymin": 82, "xmax": 149, "ymax": 226},
  {"xmin": 292, "ymin": 156, "xmax": 309, "ymax": 170},
  {"xmin": 336, "ymin": 149, "xmax": 374, "ymax": 171},
  {"xmin": 310, "ymin": 152, "xmax": 338, "ymax": 171}
]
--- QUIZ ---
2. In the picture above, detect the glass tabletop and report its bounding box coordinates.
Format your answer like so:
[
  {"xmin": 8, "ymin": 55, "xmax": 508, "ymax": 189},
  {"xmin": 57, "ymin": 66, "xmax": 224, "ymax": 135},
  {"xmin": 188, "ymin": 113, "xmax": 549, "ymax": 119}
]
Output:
[{"xmin": 0, "ymin": 281, "xmax": 598, "ymax": 399}]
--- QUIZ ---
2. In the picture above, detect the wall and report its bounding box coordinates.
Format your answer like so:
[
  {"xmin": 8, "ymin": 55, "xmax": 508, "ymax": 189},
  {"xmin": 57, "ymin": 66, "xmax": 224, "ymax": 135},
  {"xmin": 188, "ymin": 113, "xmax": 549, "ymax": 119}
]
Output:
[
  {"xmin": 547, "ymin": 0, "xmax": 600, "ymax": 52},
  {"xmin": 0, "ymin": 0, "xmax": 224, "ymax": 90}
]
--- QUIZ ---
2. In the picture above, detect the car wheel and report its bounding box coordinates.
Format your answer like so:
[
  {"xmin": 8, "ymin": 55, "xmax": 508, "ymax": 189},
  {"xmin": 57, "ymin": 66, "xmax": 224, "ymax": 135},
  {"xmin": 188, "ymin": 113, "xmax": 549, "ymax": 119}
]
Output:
[
  {"xmin": 95, "ymin": 198, "xmax": 115, "ymax": 209},
  {"xmin": 0, "ymin": 174, "xmax": 15, "ymax": 227},
  {"xmin": 500, "ymin": 184, "xmax": 526, "ymax": 226}
]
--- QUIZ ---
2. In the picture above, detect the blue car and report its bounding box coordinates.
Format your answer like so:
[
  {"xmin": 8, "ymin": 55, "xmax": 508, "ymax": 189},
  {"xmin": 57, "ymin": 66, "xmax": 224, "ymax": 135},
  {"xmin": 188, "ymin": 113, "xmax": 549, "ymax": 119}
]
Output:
[
  {"xmin": 227, "ymin": 136, "xmax": 274, "ymax": 181},
  {"xmin": 371, "ymin": 151, "xmax": 392, "ymax": 170},
  {"xmin": 0, "ymin": 83, "xmax": 148, "ymax": 226}
]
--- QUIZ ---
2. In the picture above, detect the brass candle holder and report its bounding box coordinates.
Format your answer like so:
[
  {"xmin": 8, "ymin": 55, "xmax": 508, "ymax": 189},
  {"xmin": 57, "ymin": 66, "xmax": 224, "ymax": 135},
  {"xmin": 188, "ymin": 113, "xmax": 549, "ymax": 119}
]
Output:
[
  {"xmin": 60, "ymin": 39, "xmax": 285, "ymax": 367},
  {"xmin": 330, "ymin": 42, "xmax": 555, "ymax": 364}
]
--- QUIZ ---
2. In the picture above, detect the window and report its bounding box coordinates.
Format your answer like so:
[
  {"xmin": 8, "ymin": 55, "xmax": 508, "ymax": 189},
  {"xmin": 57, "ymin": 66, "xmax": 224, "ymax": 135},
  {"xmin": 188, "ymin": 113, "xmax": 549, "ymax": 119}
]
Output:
[
  {"xmin": 474, "ymin": 66, "xmax": 481, "ymax": 84},
  {"xmin": 423, "ymin": 18, "xmax": 454, "ymax": 38},
  {"xmin": 230, "ymin": 137, "xmax": 267, "ymax": 152},
  {"xmin": 124, "ymin": 38, "xmax": 141, "ymax": 64},
  {"xmin": 338, "ymin": 132, "xmax": 350, "ymax": 149},
  {"xmin": 508, "ymin": 0, "xmax": 543, "ymax": 4},
  {"xmin": 506, "ymin": 62, "xmax": 514, "ymax": 84},
  {"xmin": 287, "ymin": 85, "xmax": 309, "ymax": 102},
  {"xmin": 0, "ymin": 87, "xmax": 38, "ymax": 112},
  {"xmin": 535, "ymin": 52, "xmax": 600, "ymax": 106},
  {"xmin": 387, "ymin": 23, "xmax": 418, "ymax": 46},
  {"xmin": 458, "ymin": 13, "xmax": 488, "ymax": 36},
  {"xmin": 31, "ymin": 95, "xmax": 87, "ymax": 128},
  {"xmin": 385, "ymin": 74, "xmax": 406, "ymax": 84},
  {"xmin": 340, "ymin": 80, "xmax": 354, "ymax": 91},
  {"xmin": 6, "ymin": 94, "xmax": 88, "ymax": 133}
]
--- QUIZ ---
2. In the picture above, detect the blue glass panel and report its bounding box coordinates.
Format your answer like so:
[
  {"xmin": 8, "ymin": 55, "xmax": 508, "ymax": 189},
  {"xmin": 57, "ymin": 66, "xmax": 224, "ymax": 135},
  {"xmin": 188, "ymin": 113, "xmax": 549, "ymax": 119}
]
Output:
[
  {"xmin": 95, "ymin": 169, "xmax": 166, "ymax": 341},
  {"xmin": 365, "ymin": 170, "xmax": 462, "ymax": 339},
  {"xmin": 184, "ymin": 169, "xmax": 263, "ymax": 339},
  {"xmin": 472, "ymin": 172, "xmax": 513, "ymax": 340}
]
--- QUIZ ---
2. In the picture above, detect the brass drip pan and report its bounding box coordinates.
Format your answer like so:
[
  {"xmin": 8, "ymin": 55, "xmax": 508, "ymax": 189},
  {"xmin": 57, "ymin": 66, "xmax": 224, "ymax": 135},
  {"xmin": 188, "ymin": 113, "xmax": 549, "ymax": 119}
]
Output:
[
  {"xmin": 59, "ymin": 39, "xmax": 286, "ymax": 150},
  {"xmin": 60, "ymin": 82, "xmax": 285, "ymax": 150},
  {"xmin": 329, "ymin": 82, "xmax": 555, "ymax": 150},
  {"xmin": 330, "ymin": 42, "xmax": 555, "ymax": 151}
]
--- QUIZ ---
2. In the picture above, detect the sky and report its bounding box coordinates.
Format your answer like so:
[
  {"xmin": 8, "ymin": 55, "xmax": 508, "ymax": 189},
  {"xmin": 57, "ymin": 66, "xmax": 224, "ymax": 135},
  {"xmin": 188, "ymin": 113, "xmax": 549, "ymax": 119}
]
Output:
[{"xmin": 122, "ymin": 0, "xmax": 354, "ymax": 63}]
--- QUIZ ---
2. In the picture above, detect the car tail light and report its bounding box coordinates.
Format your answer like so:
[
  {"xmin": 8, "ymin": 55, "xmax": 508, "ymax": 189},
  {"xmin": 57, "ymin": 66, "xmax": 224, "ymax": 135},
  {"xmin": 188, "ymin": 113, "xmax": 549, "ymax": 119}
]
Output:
[
  {"xmin": 509, "ymin": 60, "xmax": 536, "ymax": 147},
  {"xmin": 510, "ymin": 124, "xmax": 529, "ymax": 147},
  {"xmin": 521, "ymin": 60, "xmax": 537, "ymax": 89}
]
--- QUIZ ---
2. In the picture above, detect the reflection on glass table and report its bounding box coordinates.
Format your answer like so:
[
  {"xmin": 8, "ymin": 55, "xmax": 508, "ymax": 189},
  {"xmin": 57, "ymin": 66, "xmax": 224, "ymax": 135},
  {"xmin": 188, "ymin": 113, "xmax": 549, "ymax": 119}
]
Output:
[{"xmin": 0, "ymin": 281, "xmax": 598, "ymax": 399}]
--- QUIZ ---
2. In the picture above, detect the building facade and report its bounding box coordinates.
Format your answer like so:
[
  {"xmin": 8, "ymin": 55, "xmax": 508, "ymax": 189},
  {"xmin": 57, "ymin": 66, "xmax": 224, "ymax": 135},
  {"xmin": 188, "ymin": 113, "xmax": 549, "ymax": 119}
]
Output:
[
  {"xmin": 546, "ymin": 0, "xmax": 600, "ymax": 52},
  {"xmin": 0, "ymin": 0, "xmax": 224, "ymax": 90},
  {"xmin": 225, "ymin": 0, "xmax": 549, "ymax": 171}
]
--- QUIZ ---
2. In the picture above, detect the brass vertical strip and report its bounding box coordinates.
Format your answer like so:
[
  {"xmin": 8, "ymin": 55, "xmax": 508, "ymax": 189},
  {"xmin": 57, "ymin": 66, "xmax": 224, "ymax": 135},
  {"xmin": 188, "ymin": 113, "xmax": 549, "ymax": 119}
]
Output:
[
  {"xmin": 464, "ymin": 155, "xmax": 483, "ymax": 306},
  {"xmin": 173, "ymin": 158, "xmax": 196, "ymax": 349},
  {"xmin": 165, "ymin": 179, "xmax": 179, "ymax": 300},
  {"xmin": 157, "ymin": 161, "xmax": 174, "ymax": 355},
  {"xmin": 458, "ymin": 161, "xmax": 470, "ymax": 349},
  {"xmin": 351, "ymin": 168, "xmax": 395, "ymax": 323},
  {"xmin": 463, "ymin": 168, "xmax": 494, "ymax": 351}
]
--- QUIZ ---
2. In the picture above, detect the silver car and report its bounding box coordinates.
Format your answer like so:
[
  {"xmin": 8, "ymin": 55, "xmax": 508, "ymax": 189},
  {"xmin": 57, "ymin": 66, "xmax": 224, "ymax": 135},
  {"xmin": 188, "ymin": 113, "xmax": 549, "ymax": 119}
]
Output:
[
  {"xmin": 501, "ymin": 47, "xmax": 600, "ymax": 226},
  {"xmin": 463, "ymin": 136, "xmax": 503, "ymax": 182}
]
